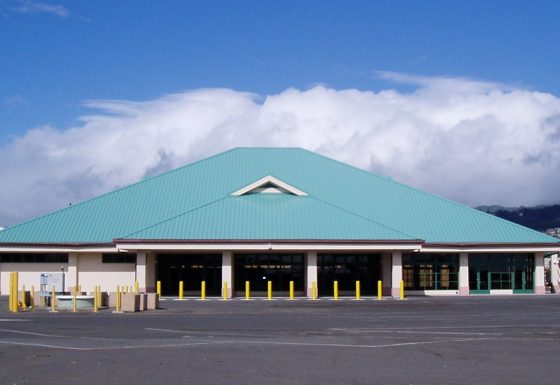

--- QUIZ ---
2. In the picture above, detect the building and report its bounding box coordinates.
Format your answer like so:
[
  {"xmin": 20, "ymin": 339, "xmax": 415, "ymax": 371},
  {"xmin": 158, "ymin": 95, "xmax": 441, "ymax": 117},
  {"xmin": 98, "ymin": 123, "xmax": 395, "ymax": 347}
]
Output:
[{"xmin": 1, "ymin": 148, "xmax": 559, "ymax": 297}]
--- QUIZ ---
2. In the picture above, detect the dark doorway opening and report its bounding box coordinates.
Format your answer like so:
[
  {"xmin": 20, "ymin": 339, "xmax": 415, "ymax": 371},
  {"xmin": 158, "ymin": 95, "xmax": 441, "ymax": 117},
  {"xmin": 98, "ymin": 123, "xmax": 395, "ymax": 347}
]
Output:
[
  {"xmin": 156, "ymin": 254, "xmax": 222, "ymax": 296},
  {"xmin": 234, "ymin": 253, "xmax": 304, "ymax": 296},
  {"xmin": 318, "ymin": 254, "xmax": 381, "ymax": 296}
]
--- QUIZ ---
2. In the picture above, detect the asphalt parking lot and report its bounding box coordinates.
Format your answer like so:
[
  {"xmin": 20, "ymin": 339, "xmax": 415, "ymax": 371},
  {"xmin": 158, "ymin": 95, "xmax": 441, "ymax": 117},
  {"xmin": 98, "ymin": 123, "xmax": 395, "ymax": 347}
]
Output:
[{"xmin": 1, "ymin": 295, "xmax": 560, "ymax": 385}]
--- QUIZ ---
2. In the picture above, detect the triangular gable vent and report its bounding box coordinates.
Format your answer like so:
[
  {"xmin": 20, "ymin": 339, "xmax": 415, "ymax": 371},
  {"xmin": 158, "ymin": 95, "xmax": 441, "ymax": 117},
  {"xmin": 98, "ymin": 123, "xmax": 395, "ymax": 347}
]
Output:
[{"xmin": 231, "ymin": 175, "xmax": 308, "ymax": 196}]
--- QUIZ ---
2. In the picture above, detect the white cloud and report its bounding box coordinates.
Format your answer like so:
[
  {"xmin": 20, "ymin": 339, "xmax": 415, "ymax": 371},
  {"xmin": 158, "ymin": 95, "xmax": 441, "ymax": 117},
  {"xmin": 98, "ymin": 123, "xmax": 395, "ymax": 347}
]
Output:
[
  {"xmin": 9, "ymin": 0, "xmax": 69, "ymax": 18},
  {"xmin": 1, "ymin": 75, "xmax": 560, "ymax": 226}
]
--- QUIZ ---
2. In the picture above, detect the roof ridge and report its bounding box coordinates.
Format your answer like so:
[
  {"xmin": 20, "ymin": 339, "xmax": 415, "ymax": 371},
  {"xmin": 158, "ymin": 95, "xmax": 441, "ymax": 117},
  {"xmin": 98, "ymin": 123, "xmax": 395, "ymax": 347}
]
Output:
[
  {"xmin": 303, "ymin": 149, "xmax": 559, "ymax": 243},
  {"xmin": 0, "ymin": 148, "xmax": 238, "ymax": 238},
  {"xmin": 308, "ymin": 196, "xmax": 420, "ymax": 240},
  {"xmin": 116, "ymin": 196, "xmax": 230, "ymax": 239}
]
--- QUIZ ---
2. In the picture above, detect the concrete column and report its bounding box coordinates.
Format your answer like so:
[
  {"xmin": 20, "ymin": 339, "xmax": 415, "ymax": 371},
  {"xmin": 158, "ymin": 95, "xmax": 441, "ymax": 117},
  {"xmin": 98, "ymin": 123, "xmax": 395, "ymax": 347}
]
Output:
[
  {"xmin": 391, "ymin": 251, "xmax": 402, "ymax": 297},
  {"xmin": 459, "ymin": 252, "xmax": 469, "ymax": 296},
  {"xmin": 381, "ymin": 252, "xmax": 392, "ymax": 296},
  {"xmin": 551, "ymin": 253, "xmax": 560, "ymax": 293},
  {"xmin": 136, "ymin": 252, "xmax": 147, "ymax": 292},
  {"xmin": 145, "ymin": 253, "xmax": 156, "ymax": 292},
  {"xmin": 222, "ymin": 251, "xmax": 233, "ymax": 298},
  {"xmin": 535, "ymin": 252, "xmax": 546, "ymax": 294},
  {"xmin": 67, "ymin": 253, "xmax": 78, "ymax": 293},
  {"xmin": 306, "ymin": 251, "xmax": 318, "ymax": 298}
]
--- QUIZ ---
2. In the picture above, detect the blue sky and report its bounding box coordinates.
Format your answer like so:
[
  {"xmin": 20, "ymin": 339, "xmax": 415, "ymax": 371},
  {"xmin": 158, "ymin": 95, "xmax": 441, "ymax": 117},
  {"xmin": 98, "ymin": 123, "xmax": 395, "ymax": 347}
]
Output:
[{"xmin": 1, "ymin": 0, "xmax": 560, "ymax": 226}]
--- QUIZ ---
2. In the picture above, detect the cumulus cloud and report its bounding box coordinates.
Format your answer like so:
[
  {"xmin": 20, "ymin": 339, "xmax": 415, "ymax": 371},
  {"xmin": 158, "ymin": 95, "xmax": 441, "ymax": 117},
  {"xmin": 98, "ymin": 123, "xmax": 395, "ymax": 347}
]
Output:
[{"xmin": 1, "ymin": 74, "xmax": 560, "ymax": 226}]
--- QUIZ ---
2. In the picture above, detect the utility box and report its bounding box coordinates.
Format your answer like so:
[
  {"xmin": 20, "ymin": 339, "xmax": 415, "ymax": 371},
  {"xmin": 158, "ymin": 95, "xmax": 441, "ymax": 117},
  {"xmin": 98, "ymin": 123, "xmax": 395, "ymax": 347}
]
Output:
[{"xmin": 40, "ymin": 273, "xmax": 64, "ymax": 293}]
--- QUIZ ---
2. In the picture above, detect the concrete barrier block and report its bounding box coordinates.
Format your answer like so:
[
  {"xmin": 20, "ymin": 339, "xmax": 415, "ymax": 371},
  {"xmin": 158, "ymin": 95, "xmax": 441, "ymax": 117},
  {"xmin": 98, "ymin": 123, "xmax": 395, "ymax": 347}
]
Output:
[
  {"xmin": 146, "ymin": 293, "xmax": 159, "ymax": 310},
  {"xmin": 121, "ymin": 293, "xmax": 140, "ymax": 312}
]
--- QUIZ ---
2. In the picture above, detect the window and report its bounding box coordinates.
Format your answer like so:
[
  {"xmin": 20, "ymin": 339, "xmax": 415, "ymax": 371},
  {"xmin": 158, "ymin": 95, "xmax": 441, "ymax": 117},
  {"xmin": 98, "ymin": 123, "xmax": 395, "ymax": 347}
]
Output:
[
  {"xmin": 0, "ymin": 253, "xmax": 68, "ymax": 263},
  {"xmin": 402, "ymin": 253, "xmax": 459, "ymax": 290},
  {"xmin": 102, "ymin": 253, "xmax": 136, "ymax": 264}
]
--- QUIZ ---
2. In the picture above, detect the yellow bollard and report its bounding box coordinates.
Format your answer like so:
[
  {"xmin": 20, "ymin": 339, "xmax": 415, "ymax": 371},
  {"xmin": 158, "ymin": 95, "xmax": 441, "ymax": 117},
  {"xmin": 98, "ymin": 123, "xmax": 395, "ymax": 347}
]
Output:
[
  {"xmin": 400, "ymin": 280, "xmax": 405, "ymax": 300},
  {"xmin": 378, "ymin": 280, "xmax": 382, "ymax": 300},
  {"xmin": 93, "ymin": 286, "xmax": 98, "ymax": 313},
  {"xmin": 312, "ymin": 281, "xmax": 317, "ymax": 300},
  {"xmin": 245, "ymin": 281, "xmax": 250, "ymax": 300},
  {"xmin": 179, "ymin": 281, "xmax": 184, "ymax": 300},
  {"xmin": 13, "ymin": 272, "xmax": 19, "ymax": 313},
  {"xmin": 355, "ymin": 281, "xmax": 361, "ymax": 300},
  {"xmin": 334, "ymin": 281, "xmax": 339, "ymax": 300},
  {"xmin": 223, "ymin": 282, "xmax": 228, "ymax": 300},
  {"xmin": 135, "ymin": 281, "xmax": 139, "ymax": 294},
  {"xmin": 115, "ymin": 286, "xmax": 122, "ymax": 312},
  {"xmin": 21, "ymin": 284, "xmax": 27, "ymax": 309},
  {"xmin": 72, "ymin": 287, "xmax": 77, "ymax": 312},
  {"xmin": 267, "ymin": 281, "xmax": 272, "ymax": 300},
  {"xmin": 289, "ymin": 281, "xmax": 294, "ymax": 300},
  {"xmin": 157, "ymin": 281, "xmax": 161, "ymax": 296},
  {"xmin": 201, "ymin": 281, "xmax": 206, "ymax": 300},
  {"xmin": 31, "ymin": 285, "xmax": 35, "ymax": 308},
  {"xmin": 50, "ymin": 286, "xmax": 57, "ymax": 313},
  {"xmin": 9, "ymin": 272, "xmax": 14, "ymax": 312}
]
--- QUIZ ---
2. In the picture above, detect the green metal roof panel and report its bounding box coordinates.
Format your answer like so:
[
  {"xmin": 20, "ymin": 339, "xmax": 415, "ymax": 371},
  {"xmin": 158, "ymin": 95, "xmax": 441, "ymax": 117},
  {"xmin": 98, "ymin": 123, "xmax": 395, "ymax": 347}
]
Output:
[
  {"xmin": 121, "ymin": 194, "xmax": 417, "ymax": 241},
  {"xmin": 0, "ymin": 147, "xmax": 558, "ymax": 244}
]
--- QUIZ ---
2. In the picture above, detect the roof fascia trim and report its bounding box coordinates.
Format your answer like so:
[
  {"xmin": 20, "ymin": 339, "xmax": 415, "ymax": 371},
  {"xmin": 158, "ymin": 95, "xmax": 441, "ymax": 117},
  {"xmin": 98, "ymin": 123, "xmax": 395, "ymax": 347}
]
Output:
[
  {"xmin": 0, "ymin": 243, "xmax": 117, "ymax": 253},
  {"xmin": 231, "ymin": 175, "xmax": 308, "ymax": 196}
]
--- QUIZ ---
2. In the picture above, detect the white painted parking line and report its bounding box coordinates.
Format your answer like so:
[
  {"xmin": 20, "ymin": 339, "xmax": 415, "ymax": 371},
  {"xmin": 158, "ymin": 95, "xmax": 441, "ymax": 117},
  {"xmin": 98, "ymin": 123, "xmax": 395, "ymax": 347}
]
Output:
[
  {"xmin": 0, "ymin": 319, "xmax": 29, "ymax": 322},
  {"xmin": 0, "ymin": 328, "xmax": 67, "ymax": 338}
]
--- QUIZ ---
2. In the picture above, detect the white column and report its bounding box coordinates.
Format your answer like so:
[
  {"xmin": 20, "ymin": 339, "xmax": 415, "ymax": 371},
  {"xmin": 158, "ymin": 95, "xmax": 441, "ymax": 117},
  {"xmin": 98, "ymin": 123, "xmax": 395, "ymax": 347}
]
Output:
[
  {"xmin": 551, "ymin": 253, "xmax": 560, "ymax": 293},
  {"xmin": 136, "ymin": 252, "xmax": 147, "ymax": 292},
  {"xmin": 145, "ymin": 253, "xmax": 156, "ymax": 292},
  {"xmin": 306, "ymin": 251, "xmax": 318, "ymax": 298},
  {"xmin": 67, "ymin": 252, "xmax": 78, "ymax": 293},
  {"xmin": 222, "ymin": 251, "xmax": 233, "ymax": 298},
  {"xmin": 535, "ymin": 252, "xmax": 546, "ymax": 294},
  {"xmin": 459, "ymin": 252, "xmax": 469, "ymax": 296},
  {"xmin": 391, "ymin": 251, "xmax": 402, "ymax": 297},
  {"xmin": 382, "ymin": 253, "xmax": 392, "ymax": 296}
]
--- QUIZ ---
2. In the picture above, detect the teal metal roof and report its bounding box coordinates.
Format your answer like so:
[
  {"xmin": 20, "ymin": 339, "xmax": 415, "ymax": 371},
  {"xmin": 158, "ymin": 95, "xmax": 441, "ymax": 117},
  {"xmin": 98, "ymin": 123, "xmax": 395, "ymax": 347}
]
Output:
[{"xmin": 0, "ymin": 147, "xmax": 558, "ymax": 244}]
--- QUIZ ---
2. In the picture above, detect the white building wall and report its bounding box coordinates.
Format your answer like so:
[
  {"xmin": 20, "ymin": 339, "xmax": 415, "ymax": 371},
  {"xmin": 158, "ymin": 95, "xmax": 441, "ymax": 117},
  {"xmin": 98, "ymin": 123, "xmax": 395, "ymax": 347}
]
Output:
[
  {"xmin": 0, "ymin": 263, "xmax": 68, "ymax": 295},
  {"xmin": 77, "ymin": 253, "xmax": 136, "ymax": 293}
]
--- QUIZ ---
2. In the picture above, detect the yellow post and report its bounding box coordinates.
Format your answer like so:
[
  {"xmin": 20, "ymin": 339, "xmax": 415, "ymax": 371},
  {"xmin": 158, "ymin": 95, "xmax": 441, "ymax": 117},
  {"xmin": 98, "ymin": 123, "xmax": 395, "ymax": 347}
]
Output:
[
  {"xmin": 312, "ymin": 281, "xmax": 317, "ymax": 300},
  {"xmin": 378, "ymin": 280, "xmax": 382, "ymax": 300},
  {"xmin": 223, "ymin": 282, "xmax": 228, "ymax": 300},
  {"xmin": 93, "ymin": 286, "xmax": 98, "ymax": 313},
  {"xmin": 115, "ymin": 286, "xmax": 121, "ymax": 312},
  {"xmin": 201, "ymin": 281, "xmax": 206, "ymax": 300},
  {"xmin": 13, "ymin": 272, "xmax": 19, "ymax": 313},
  {"xmin": 289, "ymin": 281, "xmax": 294, "ymax": 300},
  {"xmin": 334, "ymin": 281, "xmax": 339, "ymax": 300},
  {"xmin": 400, "ymin": 280, "xmax": 405, "ymax": 300},
  {"xmin": 245, "ymin": 281, "xmax": 250, "ymax": 300},
  {"xmin": 157, "ymin": 281, "xmax": 161, "ymax": 296},
  {"xmin": 355, "ymin": 280, "xmax": 361, "ymax": 300},
  {"xmin": 21, "ymin": 284, "xmax": 27, "ymax": 309},
  {"xmin": 50, "ymin": 286, "xmax": 57, "ymax": 313},
  {"xmin": 97, "ymin": 286, "xmax": 101, "ymax": 308},
  {"xmin": 31, "ymin": 285, "xmax": 35, "ymax": 308},
  {"xmin": 72, "ymin": 287, "xmax": 77, "ymax": 312},
  {"xmin": 135, "ymin": 281, "xmax": 139, "ymax": 294},
  {"xmin": 267, "ymin": 281, "xmax": 272, "ymax": 300},
  {"xmin": 179, "ymin": 281, "xmax": 184, "ymax": 300},
  {"xmin": 9, "ymin": 272, "xmax": 14, "ymax": 312}
]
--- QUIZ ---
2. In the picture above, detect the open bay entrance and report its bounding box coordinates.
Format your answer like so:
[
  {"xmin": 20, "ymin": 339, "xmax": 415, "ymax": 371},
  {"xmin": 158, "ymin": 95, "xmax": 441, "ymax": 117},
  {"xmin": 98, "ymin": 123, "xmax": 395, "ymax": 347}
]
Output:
[
  {"xmin": 469, "ymin": 253, "xmax": 535, "ymax": 294},
  {"xmin": 156, "ymin": 254, "xmax": 222, "ymax": 296},
  {"xmin": 318, "ymin": 254, "xmax": 381, "ymax": 296},
  {"xmin": 234, "ymin": 253, "xmax": 304, "ymax": 296}
]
